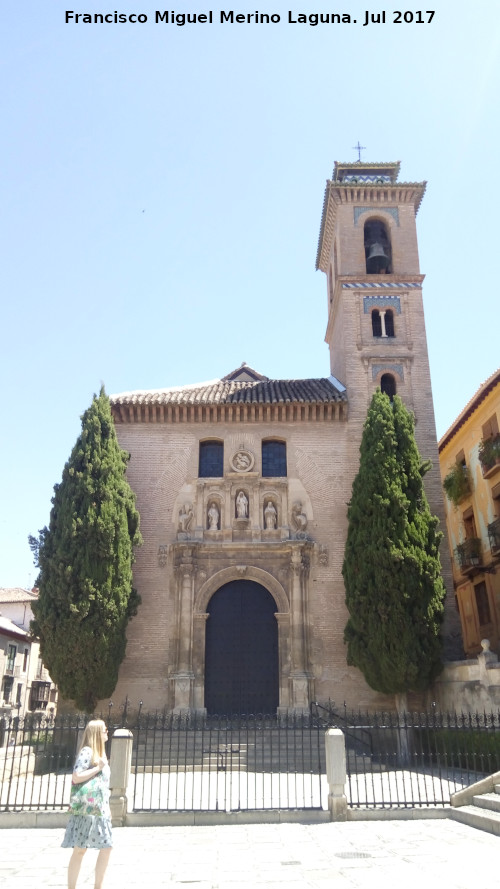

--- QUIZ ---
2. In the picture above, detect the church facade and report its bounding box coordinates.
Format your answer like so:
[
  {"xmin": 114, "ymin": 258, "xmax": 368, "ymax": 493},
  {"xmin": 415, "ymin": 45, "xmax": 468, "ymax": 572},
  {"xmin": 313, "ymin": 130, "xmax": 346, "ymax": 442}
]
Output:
[{"xmin": 109, "ymin": 159, "xmax": 461, "ymax": 715}]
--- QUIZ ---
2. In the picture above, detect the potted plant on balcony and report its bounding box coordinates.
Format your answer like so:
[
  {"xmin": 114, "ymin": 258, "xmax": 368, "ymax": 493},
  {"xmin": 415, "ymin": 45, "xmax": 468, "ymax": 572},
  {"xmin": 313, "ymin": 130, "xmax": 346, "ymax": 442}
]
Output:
[
  {"xmin": 478, "ymin": 434, "xmax": 500, "ymax": 472},
  {"xmin": 443, "ymin": 462, "xmax": 472, "ymax": 506}
]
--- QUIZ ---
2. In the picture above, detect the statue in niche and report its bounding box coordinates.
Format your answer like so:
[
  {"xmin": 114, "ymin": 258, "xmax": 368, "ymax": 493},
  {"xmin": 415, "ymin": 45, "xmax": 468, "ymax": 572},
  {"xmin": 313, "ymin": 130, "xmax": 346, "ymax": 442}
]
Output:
[
  {"xmin": 264, "ymin": 501, "xmax": 277, "ymax": 530},
  {"xmin": 236, "ymin": 490, "xmax": 249, "ymax": 518},
  {"xmin": 291, "ymin": 501, "xmax": 308, "ymax": 534},
  {"xmin": 207, "ymin": 502, "xmax": 220, "ymax": 531},
  {"xmin": 178, "ymin": 503, "xmax": 194, "ymax": 533}
]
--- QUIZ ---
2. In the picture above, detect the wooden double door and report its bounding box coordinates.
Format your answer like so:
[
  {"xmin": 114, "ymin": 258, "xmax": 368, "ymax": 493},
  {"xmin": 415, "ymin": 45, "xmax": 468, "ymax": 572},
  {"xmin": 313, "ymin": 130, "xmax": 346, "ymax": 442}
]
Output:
[{"xmin": 204, "ymin": 580, "xmax": 279, "ymax": 715}]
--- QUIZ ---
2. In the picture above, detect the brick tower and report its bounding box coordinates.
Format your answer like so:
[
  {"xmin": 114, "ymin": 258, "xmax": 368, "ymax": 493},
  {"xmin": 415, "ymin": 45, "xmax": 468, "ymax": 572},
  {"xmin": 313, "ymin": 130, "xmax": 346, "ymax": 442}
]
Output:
[{"xmin": 316, "ymin": 159, "xmax": 462, "ymax": 659}]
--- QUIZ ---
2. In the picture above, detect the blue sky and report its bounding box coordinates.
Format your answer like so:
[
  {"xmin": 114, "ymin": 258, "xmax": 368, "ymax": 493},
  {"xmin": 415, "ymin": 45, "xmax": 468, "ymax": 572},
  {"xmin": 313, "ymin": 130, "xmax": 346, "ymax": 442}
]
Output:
[{"xmin": 2, "ymin": 1, "xmax": 499, "ymax": 587}]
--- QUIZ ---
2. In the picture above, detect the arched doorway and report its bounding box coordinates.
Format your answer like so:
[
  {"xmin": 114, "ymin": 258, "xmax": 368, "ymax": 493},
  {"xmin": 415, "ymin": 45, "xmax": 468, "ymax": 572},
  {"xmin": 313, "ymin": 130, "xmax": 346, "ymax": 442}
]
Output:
[{"xmin": 204, "ymin": 580, "xmax": 279, "ymax": 715}]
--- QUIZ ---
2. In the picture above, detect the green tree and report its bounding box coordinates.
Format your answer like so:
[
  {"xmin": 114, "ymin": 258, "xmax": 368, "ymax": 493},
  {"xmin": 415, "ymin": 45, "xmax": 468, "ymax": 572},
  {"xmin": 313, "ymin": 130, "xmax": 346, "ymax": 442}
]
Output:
[
  {"xmin": 343, "ymin": 390, "xmax": 445, "ymax": 702},
  {"xmin": 30, "ymin": 387, "xmax": 142, "ymax": 712}
]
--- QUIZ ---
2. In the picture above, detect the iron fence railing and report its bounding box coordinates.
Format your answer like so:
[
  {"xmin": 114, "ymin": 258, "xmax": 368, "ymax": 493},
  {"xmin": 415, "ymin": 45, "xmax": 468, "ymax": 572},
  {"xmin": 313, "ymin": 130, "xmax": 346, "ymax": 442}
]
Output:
[
  {"xmin": 1, "ymin": 705, "xmax": 499, "ymax": 813},
  {"xmin": 488, "ymin": 517, "xmax": 500, "ymax": 552},
  {"xmin": 0, "ymin": 710, "xmax": 115, "ymax": 812},
  {"xmin": 312, "ymin": 703, "xmax": 500, "ymax": 808},
  {"xmin": 130, "ymin": 709, "xmax": 326, "ymax": 812},
  {"xmin": 455, "ymin": 538, "xmax": 482, "ymax": 571},
  {"xmin": 0, "ymin": 713, "xmax": 80, "ymax": 811}
]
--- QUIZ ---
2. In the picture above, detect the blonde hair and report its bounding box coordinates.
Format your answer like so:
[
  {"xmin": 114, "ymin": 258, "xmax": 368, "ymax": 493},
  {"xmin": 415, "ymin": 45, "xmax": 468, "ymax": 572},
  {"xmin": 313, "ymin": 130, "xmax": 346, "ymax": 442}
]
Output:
[{"xmin": 79, "ymin": 719, "xmax": 107, "ymax": 765}]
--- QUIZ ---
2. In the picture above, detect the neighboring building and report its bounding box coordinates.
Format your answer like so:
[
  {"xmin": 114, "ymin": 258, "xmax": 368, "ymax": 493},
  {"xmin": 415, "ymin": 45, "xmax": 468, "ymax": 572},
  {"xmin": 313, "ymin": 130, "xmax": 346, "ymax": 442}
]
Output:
[
  {"xmin": 107, "ymin": 158, "xmax": 461, "ymax": 715},
  {"xmin": 0, "ymin": 588, "xmax": 58, "ymax": 716},
  {"xmin": 438, "ymin": 369, "xmax": 500, "ymax": 657}
]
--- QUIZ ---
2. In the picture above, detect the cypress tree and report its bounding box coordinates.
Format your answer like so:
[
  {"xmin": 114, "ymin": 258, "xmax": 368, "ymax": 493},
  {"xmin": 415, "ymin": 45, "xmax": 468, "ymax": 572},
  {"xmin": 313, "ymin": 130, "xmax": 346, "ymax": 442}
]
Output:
[
  {"xmin": 342, "ymin": 390, "xmax": 445, "ymax": 697},
  {"xmin": 30, "ymin": 387, "xmax": 142, "ymax": 712}
]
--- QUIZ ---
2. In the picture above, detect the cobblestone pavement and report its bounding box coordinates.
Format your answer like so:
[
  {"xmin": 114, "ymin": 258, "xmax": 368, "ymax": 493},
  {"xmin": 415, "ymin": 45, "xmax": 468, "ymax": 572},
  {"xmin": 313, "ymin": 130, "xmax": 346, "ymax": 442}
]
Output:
[{"xmin": 0, "ymin": 818, "xmax": 499, "ymax": 889}]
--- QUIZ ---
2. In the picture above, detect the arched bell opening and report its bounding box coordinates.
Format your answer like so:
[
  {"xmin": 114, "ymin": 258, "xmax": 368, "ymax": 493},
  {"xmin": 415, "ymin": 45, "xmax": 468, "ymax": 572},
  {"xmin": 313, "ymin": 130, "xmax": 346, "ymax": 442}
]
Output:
[
  {"xmin": 364, "ymin": 219, "xmax": 392, "ymax": 274},
  {"xmin": 380, "ymin": 373, "xmax": 397, "ymax": 401}
]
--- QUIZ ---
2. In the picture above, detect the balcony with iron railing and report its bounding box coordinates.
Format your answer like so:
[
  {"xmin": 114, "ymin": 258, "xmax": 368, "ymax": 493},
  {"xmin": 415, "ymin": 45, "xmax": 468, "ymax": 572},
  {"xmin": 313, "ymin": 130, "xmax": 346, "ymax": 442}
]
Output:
[
  {"xmin": 443, "ymin": 463, "xmax": 472, "ymax": 507},
  {"xmin": 455, "ymin": 537, "xmax": 483, "ymax": 575},
  {"xmin": 478, "ymin": 434, "xmax": 500, "ymax": 479},
  {"xmin": 488, "ymin": 517, "xmax": 500, "ymax": 555}
]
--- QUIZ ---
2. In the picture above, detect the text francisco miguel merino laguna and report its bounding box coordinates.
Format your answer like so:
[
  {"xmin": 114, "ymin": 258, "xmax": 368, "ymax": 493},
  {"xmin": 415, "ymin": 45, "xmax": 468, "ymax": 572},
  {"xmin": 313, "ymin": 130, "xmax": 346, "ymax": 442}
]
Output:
[{"xmin": 65, "ymin": 10, "xmax": 365, "ymax": 25}]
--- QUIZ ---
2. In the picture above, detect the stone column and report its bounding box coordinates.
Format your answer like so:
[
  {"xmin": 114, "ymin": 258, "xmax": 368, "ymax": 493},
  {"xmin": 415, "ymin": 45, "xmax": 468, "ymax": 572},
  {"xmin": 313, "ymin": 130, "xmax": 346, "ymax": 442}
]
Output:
[
  {"xmin": 289, "ymin": 547, "xmax": 311, "ymax": 711},
  {"xmin": 109, "ymin": 729, "xmax": 133, "ymax": 826},
  {"xmin": 275, "ymin": 612, "xmax": 291, "ymax": 711},
  {"xmin": 325, "ymin": 728, "xmax": 347, "ymax": 821},
  {"xmin": 192, "ymin": 612, "xmax": 209, "ymax": 713},
  {"xmin": 172, "ymin": 548, "xmax": 196, "ymax": 711}
]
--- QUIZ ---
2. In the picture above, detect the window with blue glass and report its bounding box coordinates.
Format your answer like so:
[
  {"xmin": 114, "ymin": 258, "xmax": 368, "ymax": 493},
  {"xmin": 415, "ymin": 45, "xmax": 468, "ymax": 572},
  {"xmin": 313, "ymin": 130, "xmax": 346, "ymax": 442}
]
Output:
[
  {"xmin": 262, "ymin": 440, "xmax": 287, "ymax": 477},
  {"xmin": 199, "ymin": 440, "xmax": 224, "ymax": 477}
]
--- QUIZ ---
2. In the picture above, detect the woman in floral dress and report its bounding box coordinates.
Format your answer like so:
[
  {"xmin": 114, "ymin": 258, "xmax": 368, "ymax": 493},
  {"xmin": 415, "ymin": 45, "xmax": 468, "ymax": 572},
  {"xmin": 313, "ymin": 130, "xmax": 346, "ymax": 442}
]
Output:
[{"xmin": 62, "ymin": 719, "xmax": 113, "ymax": 889}]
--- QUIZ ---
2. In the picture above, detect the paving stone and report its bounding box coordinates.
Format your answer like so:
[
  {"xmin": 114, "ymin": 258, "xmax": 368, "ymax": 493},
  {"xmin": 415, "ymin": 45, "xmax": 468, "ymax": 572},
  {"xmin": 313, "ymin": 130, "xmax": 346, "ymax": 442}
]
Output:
[{"xmin": 1, "ymin": 819, "xmax": 500, "ymax": 888}]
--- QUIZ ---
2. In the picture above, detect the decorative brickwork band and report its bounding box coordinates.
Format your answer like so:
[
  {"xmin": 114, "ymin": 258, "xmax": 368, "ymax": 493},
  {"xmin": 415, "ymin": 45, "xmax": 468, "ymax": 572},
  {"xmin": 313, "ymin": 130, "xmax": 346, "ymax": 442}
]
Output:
[
  {"xmin": 342, "ymin": 282, "xmax": 420, "ymax": 289},
  {"xmin": 363, "ymin": 296, "xmax": 401, "ymax": 314},
  {"xmin": 354, "ymin": 206, "xmax": 399, "ymax": 225},
  {"xmin": 372, "ymin": 364, "xmax": 404, "ymax": 381}
]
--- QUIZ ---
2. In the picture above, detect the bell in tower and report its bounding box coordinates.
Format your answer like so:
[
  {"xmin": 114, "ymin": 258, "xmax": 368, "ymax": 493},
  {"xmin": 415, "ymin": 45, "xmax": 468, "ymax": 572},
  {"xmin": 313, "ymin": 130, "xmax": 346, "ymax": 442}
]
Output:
[{"xmin": 364, "ymin": 220, "xmax": 391, "ymax": 273}]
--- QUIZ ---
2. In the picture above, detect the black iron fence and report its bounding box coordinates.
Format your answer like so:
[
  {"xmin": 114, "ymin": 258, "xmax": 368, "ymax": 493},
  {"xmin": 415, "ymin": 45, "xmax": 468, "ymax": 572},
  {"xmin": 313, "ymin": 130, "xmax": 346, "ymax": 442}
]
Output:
[
  {"xmin": 130, "ymin": 710, "xmax": 325, "ymax": 812},
  {"xmin": 1, "ymin": 705, "xmax": 499, "ymax": 813},
  {"xmin": 313, "ymin": 702, "xmax": 500, "ymax": 808},
  {"xmin": 0, "ymin": 712, "xmax": 82, "ymax": 812}
]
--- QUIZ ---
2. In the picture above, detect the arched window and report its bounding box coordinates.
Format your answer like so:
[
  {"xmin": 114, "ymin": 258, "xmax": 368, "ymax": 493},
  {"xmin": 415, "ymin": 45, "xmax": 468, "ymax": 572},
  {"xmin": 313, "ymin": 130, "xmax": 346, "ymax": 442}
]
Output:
[
  {"xmin": 199, "ymin": 440, "xmax": 223, "ymax": 477},
  {"xmin": 385, "ymin": 309, "xmax": 395, "ymax": 337},
  {"xmin": 364, "ymin": 219, "xmax": 392, "ymax": 274},
  {"xmin": 262, "ymin": 440, "xmax": 287, "ymax": 477},
  {"xmin": 372, "ymin": 310, "xmax": 382, "ymax": 337},
  {"xmin": 380, "ymin": 374, "xmax": 397, "ymax": 400}
]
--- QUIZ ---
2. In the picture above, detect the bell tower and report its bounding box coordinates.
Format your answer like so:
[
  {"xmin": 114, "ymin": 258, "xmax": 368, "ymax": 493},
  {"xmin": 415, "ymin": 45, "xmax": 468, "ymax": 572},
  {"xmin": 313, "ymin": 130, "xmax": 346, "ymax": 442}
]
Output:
[
  {"xmin": 316, "ymin": 158, "xmax": 463, "ymax": 660},
  {"xmin": 316, "ymin": 159, "xmax": 428, "ymax": 421}
]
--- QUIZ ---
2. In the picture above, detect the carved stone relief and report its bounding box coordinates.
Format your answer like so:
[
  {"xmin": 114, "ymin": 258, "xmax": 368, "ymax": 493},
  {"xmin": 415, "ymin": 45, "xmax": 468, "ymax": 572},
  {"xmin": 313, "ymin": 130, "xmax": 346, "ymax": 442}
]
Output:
[
  {"xmin": 178, "ymin": 502, "xmax": 194, "ymax": 534},
  {"xmin": 230, "ymin": 449, "xmax": 255, "ymax": 473},
  {"xmin": 291, "ymin": 501, "xmax": 308, "ymax": 538},
  {"xmin": 318, "ymin": 544, "xmax": 329, "ymax": 566}
]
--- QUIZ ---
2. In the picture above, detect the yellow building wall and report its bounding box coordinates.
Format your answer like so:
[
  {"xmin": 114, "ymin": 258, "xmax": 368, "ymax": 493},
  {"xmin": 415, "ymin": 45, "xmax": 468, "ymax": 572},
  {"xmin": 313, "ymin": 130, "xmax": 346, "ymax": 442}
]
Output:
[{"xmin": 439, "ymin": 377, "xmax": 500, "ymax": 656}]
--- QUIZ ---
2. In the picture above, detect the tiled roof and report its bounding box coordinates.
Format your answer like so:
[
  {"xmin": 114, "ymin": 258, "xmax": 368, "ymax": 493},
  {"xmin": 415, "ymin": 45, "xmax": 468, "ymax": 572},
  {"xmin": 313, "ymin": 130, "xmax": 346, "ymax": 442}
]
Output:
[
  {"xmin": 111, "ymin": 376, "xmax": 346, "ymax": 408},
  {"xmin": 438, "ymin": 367, "xmax": 500, "ymax": 452},
  {"xmin": 0, "ymin": 588, "xmax": 38, "ymax": 603},
  {"xmin": 333, "ymin": 161, "xmax": 401, "ymax": 183},
  {"xmin": 0, "ymin": 615, "xmax": 29, "ymax": 638}
]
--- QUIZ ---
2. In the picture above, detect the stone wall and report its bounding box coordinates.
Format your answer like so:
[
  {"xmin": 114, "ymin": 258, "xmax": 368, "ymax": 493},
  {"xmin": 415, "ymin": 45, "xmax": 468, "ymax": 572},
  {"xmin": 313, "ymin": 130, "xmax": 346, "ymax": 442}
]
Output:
[{"xmin": 432, "ymin": 641, "xmax": 500, "ymax": 712}]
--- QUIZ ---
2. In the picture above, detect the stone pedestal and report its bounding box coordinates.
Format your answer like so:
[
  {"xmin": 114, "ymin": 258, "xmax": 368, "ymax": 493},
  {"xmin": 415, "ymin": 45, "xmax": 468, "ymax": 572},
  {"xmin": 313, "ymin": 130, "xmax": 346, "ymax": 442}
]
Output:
[
  {"xmin": 325, "ymin": 728, "xmax": 347, "ymax": 821},
  {"xmin": 109, "ymin": 729, "xmax": 133, "ymax": 827},
  {"xmin": 171, "ymin": 672, "xmax": 194, "ymax": 711}
]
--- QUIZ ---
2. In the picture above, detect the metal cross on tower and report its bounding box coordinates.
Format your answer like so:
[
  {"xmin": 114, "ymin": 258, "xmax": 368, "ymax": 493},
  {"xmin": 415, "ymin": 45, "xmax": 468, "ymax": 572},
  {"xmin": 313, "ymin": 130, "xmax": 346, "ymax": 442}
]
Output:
[{"xmin": 352, "ymin": 141, "xmax": 366, "ymax": 161}]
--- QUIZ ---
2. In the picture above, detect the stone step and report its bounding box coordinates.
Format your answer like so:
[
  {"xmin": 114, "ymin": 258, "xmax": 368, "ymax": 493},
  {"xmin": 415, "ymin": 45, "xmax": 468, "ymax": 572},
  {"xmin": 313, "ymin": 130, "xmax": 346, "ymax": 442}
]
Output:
[
  {"xmin": 472, "ymin": 792, "xmax": 500, "ymax": 813},
  {"xmin": 450, "ymin": 804, "xmax": 500, "ymax": 837},
  {"xmin": 494, "ymin": 784, "xmax": 500, "ymax": 795}
]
